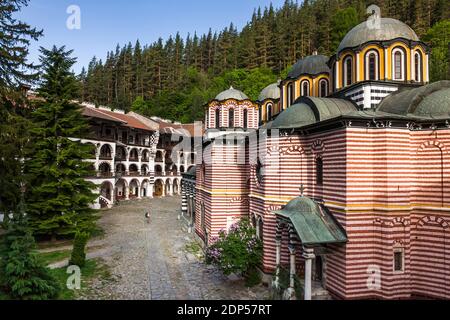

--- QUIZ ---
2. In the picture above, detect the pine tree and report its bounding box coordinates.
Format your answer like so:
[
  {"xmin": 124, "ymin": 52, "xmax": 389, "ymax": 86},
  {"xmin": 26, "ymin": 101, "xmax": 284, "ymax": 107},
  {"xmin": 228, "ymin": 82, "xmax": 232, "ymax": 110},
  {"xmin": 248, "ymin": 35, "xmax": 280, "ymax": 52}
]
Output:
[
  {"xmin": 0, "ymin": 0, "xmax": 43, "ymax": 91},
  {"xmin": 26, "ymin": 46, "xmax": 98, "ymax": 239},
  {"xmin": 0, "ymin": 196, "xmax": 60, "ymax": 300},
  {"xmin": 0, "ymin": 0, "xmax": 41, "ymax": 226}
]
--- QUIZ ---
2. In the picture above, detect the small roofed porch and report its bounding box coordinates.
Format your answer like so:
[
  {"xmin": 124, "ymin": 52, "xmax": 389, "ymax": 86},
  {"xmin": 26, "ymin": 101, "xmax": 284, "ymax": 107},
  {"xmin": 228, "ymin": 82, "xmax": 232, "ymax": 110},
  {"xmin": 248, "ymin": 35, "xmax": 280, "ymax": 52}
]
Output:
[{"xmin": 272, "ymin": 196, "xmax": 347, "ymax": 300}]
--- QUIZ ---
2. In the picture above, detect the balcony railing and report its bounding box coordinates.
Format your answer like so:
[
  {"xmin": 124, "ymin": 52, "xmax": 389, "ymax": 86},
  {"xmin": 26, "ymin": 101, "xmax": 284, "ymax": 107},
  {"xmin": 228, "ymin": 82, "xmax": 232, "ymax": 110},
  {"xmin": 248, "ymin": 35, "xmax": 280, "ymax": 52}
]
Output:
[
  {"xmin": 98, "ymin": 172, "xmax": 113, "ymax": 178},
  {"xmin": 129, "ymin": 157, "xmax": 139, "ymax": 162}
]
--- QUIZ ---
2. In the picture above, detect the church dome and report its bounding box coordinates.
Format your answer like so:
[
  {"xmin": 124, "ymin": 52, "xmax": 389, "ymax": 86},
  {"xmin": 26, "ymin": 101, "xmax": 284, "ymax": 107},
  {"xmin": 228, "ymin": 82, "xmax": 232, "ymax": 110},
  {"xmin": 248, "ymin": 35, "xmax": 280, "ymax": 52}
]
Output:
[
  {"xmin": 215, "ymin": 86, "xmax": 249, "ymax": 101},
  {"xmin": 377, "ymin": 80, "xmax": 450, "ymax": 118},
  {"xmin": 287, "ymin": 54, "xmax": 330, "ymax": 79},
  {"xmin": 272, "ymin": 97, "xmax": 357, "ymax": 129},
  {"xmin": 258, "ymin": 82, "xmax": 281, "ymax": 101},
  {"xmin": 337, "ymin": 17, "xmax": 419, "ymax": 54}
]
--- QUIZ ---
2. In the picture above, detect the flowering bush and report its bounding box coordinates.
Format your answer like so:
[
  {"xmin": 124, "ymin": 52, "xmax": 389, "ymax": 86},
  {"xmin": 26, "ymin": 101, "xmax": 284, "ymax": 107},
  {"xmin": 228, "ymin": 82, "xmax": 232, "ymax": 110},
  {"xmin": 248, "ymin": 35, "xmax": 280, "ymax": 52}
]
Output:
[{"xmin": 205, "ymin": 219, "xmax": 262, "ymax": 280}]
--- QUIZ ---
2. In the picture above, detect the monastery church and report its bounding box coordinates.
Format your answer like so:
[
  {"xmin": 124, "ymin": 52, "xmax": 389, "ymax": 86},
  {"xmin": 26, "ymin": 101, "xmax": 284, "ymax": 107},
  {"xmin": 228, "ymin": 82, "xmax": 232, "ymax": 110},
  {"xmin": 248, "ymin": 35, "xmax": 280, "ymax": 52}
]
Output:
[{"xmin": 181, "ymin": 12, "xmax": 450, "ymax": 300}]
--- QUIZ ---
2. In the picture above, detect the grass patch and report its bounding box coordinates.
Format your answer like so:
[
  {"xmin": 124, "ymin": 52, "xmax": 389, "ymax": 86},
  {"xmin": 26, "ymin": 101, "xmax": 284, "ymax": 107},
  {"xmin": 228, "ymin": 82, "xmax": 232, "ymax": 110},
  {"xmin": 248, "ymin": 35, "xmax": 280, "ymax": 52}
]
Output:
[
  {"xmin": 185, "ymin": 241, "xmax": 203, "ymax": 256},
  {"xmin": 37, "ymin": 250, "xmax": 72, "ymax": 266},
  {"xmin": 48, "ymin": 259, "xmax": 112, "ymax": 300}
]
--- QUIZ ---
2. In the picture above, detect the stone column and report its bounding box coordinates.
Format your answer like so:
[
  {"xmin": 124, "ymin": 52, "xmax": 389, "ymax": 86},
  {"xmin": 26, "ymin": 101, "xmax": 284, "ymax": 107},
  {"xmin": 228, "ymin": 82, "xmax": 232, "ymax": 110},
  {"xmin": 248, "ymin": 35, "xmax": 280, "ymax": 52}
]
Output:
[
  {"xmin": 303, "ymin": 246, "xmax": 315, "ymax": 301},
  {"xmin": 180, "ymin": 182, "xmax": 187, "ymax": 220},
  {"xmin": 273, "ymin": 237, "xmax": 281, "ymax": 289},
  {"xmin": 189, "ymin": 187, "xmax": 194, "ymax": 233},
  {"xmin": 283, "ymin": 244, "xmax": 296, "ymax": 300},
  {"xmin": 125, "ymin": 185, "xmax": 130, "ymax": 200}
]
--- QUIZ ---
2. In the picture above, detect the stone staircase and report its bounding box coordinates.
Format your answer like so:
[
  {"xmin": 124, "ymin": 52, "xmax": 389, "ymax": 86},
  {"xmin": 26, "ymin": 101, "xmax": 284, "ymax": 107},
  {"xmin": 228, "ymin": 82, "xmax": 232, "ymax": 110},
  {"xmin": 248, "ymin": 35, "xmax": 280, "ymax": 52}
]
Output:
[{"xmin": 312, "ymin": 281, "xmax": 333, "ymax": 300}]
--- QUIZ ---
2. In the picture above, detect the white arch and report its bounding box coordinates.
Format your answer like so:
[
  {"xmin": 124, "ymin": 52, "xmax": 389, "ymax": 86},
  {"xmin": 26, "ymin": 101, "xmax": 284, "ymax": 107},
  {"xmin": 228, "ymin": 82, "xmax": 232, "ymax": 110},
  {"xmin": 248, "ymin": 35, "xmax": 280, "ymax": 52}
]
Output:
[
  {"xmin": 301, "ymin": 80, "xmax": 310, "ymax": 96},
  {"xmin": 392, "ymin": 47, "xmax": 406, "ymax": 81},
  {"xmin": 343, "ymin": 55, "xmax": 353, "ymax": 87},
  {"xmin": 318, "ymin": 79, "xmax": 329, "ymax": 97},
  {"xmin": 414, "ymin": 50, "xmax": 422, "ymax": 82},
  {"xmin": 365, "ymin": 50, "xmax": 379, "ymax": 80}
]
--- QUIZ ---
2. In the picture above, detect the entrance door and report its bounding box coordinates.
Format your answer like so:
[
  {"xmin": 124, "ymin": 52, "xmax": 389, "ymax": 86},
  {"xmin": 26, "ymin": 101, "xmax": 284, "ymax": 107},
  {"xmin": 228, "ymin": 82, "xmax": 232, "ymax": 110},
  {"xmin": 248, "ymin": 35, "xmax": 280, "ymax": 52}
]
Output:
[{"xmin": 314, "ymin": 256, "xmax": 323, "ymax": 282}]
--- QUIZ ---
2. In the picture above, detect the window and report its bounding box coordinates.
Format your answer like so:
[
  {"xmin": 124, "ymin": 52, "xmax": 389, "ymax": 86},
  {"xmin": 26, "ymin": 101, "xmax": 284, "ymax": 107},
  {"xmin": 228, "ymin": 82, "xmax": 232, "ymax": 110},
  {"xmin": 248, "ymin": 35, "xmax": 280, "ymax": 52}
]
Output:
[
  {"xmin": 319, "ymin": 79, "xmax": 328, "ymax": 97},
  {"xmin": 414, "ymin": 51, "xmax": 422, "ymax": 82},
  {"xmin": 243, "ymin": 109, "xmax": 248, "ymax": 129},
  {"xmin": 215, "ymin": 108, "xmax": 220, "ymax": 128},
  {"xmin": 287, "ymin": 82, "xmax": 295, "ymax": 106},
  {"xmin": 301, "ymin": 80, "xmax": 310, "ymax": 97},
  {"xmin": 258, "ymin": 106, "xmax": 262, "ymax": 124},
  {"xmin": 201, "ymin": 203, "xmax": 206, "ymax": 230},
  {"xmin": 316, "ymin": 157, "xmax": 323, "ymax": 186},
  {"xmin": 394, "ymin": 249, "xmax": 404, "ymax": 272},
  {"xmin": 256, "ymin": 159, "xmax": 263, "ymax": 185},
  {"xmin": 343, "ymin": 56, "xmax": 353, "ymax": 86},
  {"xmin": 392, "ymin": 48, "xmax": 405, "ymax": 81},
  {"xmin": 365, "ymin": 51, "xmax": 379, "ymax": 80},
  {"xmin": 256, "ymin": 217, "xmax": 263, "ymax": 241},
  {"xmin": 266, "ymin": 103, "xmax": 273, "ymax": 121},
  {"xmin": 228, "ymin": 109, "xmax": 234, "ymax": 128}
]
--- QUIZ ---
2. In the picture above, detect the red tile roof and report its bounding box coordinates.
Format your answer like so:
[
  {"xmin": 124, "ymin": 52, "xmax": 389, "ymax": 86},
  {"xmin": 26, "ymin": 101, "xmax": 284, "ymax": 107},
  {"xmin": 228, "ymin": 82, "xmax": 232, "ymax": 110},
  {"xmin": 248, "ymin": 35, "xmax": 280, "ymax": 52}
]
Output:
[
  {"xmin": 157, "ymin": 120, "xmax": 203, "ymax": 137},
  {"xmin": 82, "ymin": 106, "xmax": 155, "ymax": 132}
]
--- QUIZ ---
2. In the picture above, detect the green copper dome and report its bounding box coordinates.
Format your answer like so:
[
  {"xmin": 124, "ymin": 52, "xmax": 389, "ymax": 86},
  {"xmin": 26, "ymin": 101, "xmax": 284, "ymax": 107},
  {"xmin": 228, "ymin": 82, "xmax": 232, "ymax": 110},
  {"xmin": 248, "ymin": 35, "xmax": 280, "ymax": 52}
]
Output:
[
  {"xmin": 272, "ymin": 97, "xmax": 357, "ymax": 129},
  {"xmin": 215, "ymin": 86, "xmax": 249, "ymax": 101},
  {"xmin": 377, "ymin": 81, "xmax": 450, "ymax": 119},
  {"xmin": 338, "ymin": 18, "xmax": 419, "ymax": 54},
  {"xmin": 287, "ymin": 54, "xmax": 330, "ymax": 79},
  {"xmin": 258, "ymin": 82, "xmax": 281, "ymax": 101}
]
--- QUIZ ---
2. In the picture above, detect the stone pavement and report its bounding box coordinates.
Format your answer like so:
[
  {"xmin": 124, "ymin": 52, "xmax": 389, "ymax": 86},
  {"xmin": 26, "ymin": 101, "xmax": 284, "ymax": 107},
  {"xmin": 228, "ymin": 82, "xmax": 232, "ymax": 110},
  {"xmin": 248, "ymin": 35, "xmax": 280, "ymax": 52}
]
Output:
[{"xmin": 78, "ymin": 196, "xmax": 269, "ymax": 300}]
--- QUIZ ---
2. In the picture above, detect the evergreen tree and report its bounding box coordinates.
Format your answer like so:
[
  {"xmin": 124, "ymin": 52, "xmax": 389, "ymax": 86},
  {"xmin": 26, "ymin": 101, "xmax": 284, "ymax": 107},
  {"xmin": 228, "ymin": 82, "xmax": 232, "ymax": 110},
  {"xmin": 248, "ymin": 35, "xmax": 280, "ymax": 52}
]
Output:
[
  {"xmin": 423, "ymin": 19, "xmax": 450, "ymax": 82},
  {"xmin": 26, "ymin": 46, "xmax": 98, "ymax": 239},
  {"xmin": 78, "ymin": 0, "xmax": 449, "ymax": 122},
  {"xmin": 330, "ymin": 7, "xmax": 359, "ymax": 53},
  {"xmin": 0, "ymin": 200, "xmax": 60, "ymax": 300},
  {"xmin": 0, "ymin": 0, "xmax": 41, "ymax": 226},
  {"xmin": 0, "ymin": 0, "xmax": 42, "ymax": 91}
]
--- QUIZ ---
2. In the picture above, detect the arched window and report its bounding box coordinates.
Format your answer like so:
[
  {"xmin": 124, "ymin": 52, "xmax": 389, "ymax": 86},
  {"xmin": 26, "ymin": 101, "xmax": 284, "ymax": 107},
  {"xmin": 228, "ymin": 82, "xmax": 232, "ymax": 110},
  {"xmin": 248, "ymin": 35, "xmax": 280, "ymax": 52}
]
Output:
[
  {"xmin": 414, "ymin": 51, "xmax": 422, "ymax": 82},
  {"xmin": 256, "ymin": 158, "xmax": 263, "ymax": 185},
  {"xmin": 243, "ymin": 109, "xmax": 248, "ymax": 129},
  {"xmin": 316, "ymin": 157, "xmax": 323, "ymax": 186},
  {"xmin": 343, "ymin": 56, "xmax": 353, "ymax": 87},
  {"xmin": 201, "ymin": 202, "xmax": 206, "ymax": 230},
  {"xmin": 256, "ymin": 217, "xmax": 263, "ymax": 241},
  {"xmin": 301, "ymin": 80, "xmax": 310, "ymax": 97},
  {"xmin": 319, "ymin": 79, "xmax": 328, "ymax": 97},
  {"xmin": 287, "ymin": 82, "xmax": 295, "ymax": 107},
  {"xmin": 266, "ymin": 103, "xmax": 273, "ymax": 121},
  {"xmin": 228, "ymin": 109, "xmax": 234, "ymax": 128},
  {"xmin": 392, "ymin": 48, "xmax": 405, "ymax": 81},
  {"xmin": 215, "ymin": 108, "xmax": 220, "ymax": 128},
  {"xmin": 365, "ymin": 51, "xmax": 379, "ymax": 80}
]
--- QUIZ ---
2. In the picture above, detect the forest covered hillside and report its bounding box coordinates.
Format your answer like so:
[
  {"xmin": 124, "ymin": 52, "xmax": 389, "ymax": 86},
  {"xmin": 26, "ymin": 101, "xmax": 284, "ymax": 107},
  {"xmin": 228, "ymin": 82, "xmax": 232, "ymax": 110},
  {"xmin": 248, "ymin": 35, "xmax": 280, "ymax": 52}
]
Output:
[{"xmin": 79, "ymin": 0, "xmax": 450, "ymax": 123}]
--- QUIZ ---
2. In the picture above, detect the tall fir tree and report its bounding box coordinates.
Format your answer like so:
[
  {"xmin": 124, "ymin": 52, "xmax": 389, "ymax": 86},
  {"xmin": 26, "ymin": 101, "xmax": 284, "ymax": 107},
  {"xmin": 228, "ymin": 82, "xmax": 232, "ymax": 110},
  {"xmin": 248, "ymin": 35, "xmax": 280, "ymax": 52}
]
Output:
[
  {"xmin": 26, "ymin": 46, "xmax": 98, "ymax": 239},
  {"xmin": 0, "ymin": 0, "xmax": 42, "ymax": 226},
  {"xmin": 0, "ymin": 0, "xmax": 42, "ymax": 91},
  {"xmin": 0, "ymin": 197, "xmax": 60, "ymax": 300}
]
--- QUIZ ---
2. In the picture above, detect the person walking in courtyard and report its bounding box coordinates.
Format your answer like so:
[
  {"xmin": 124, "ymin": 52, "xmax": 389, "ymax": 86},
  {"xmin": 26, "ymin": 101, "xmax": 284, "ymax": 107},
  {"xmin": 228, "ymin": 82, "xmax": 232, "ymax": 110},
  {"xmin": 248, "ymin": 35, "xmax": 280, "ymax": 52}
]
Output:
[{"xmin": 145, "ymin": 210, "xmax": 151, "ymax": 224}]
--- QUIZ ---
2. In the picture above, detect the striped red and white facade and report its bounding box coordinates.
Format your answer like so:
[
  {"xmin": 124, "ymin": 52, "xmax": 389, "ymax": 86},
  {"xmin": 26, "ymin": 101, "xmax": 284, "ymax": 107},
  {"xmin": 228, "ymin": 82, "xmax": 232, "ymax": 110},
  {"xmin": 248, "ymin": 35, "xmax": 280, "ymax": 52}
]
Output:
[
  {"xmin": 188, "ymin": 15, "xmax": 449, "ymax": 300},
  {"xmin": 194, "ymin": 121, "xmax": 450, "ymax": 300}
]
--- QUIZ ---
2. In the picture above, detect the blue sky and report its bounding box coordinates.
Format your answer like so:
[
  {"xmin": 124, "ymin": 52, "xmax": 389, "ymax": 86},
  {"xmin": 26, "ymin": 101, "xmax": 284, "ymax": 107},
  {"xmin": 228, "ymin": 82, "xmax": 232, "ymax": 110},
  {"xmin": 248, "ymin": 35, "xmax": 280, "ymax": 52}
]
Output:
[{"xmin": 18, "ymin": 0, "xmax": 287, "ymax": 74}]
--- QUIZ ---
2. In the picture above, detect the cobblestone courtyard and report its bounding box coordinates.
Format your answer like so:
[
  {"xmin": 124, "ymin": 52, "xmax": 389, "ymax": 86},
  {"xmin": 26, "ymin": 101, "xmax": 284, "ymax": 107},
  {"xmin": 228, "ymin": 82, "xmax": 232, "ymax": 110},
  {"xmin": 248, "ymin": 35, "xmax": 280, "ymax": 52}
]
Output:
[{"xmin": 80, "ymin": 196, "xmax": 269, "ymax": 300}]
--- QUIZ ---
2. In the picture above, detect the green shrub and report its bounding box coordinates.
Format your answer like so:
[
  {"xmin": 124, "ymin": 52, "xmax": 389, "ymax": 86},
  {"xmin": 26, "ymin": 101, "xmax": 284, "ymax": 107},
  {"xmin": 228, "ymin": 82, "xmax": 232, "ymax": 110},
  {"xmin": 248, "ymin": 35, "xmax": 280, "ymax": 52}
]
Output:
[
  {"xmin": 205, "ymin": 218, "xmax": 262, "ymax": 282},
  {"xmin": 245, "ymin": 266, "xmax": 262, "ymax": 287},
  {"xmin": 69, "ymin": 231, "xmax": 89, "ymax": 268}
]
